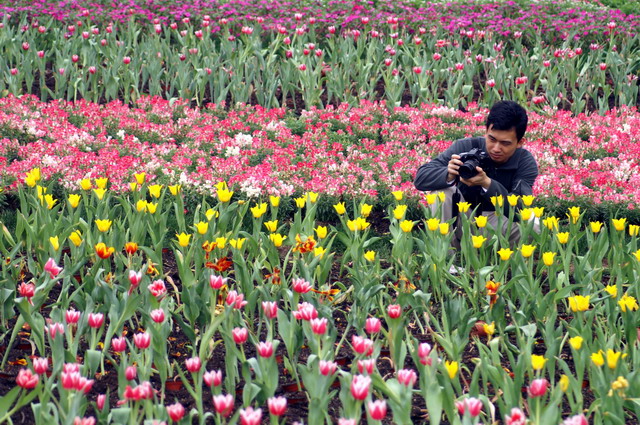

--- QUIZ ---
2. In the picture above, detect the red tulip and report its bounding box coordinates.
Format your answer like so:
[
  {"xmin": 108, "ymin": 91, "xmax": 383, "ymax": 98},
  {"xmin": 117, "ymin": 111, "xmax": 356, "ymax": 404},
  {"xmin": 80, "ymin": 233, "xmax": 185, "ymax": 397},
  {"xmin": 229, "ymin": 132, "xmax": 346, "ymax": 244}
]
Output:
[
  {"xmin": 350, "ymin": 375, "xmax": 371, "ymax": 400},
  {"xmin": 18, "ymin": 282, "xmax": 35, "ymax": 304},
  {"xmin": 310, "ymin": 317, "xmax": 327, "ymax": 335},
  {"xmin": 204, "ymin": 369, "xmax": 222, "ymax": 387},
  {"xmin": 125, "ymin": 365, "xmax": 137, "ymax": 380},
  {"xmin": 528, "ymin": 378, "xmax": 548, "ymax": 398},
  {"xmin": 16, "ymin": 369, "xmax": 39, "ymax": 389},
  {"xmin": 166, "ymin": 402, "xmax": 185, "ymax": 422},
  {"xmin": 365, "ymin": 317, "xmax": 381, "ymax": 334},
  {"xmin": 239, "ymin": 406, "xmax": 262, "ymax": 425},
  {"xmin": 232, "ymin": 327, "xmax": 248, "ymax": 344},
  {"xmin": 213, "ymin": 394, "xmax": 234, "ymax": 417},
  {"xmin": 267, "ymin": 396, "xmax": 287, "ymax": 416},
  {"xmin": 87, "ymin": 312, "xmax": 104, "ymax": 329},
  {"xmin": 261, "ymin": 301, "xmax": 278, "ymax": 319},
  {"xmin": 185, "ymin": 357, "xmax": 201, "ymax": 373},
  {"xmin": 123, "ymin": 56, "xmax": 131, "ymax": 65},
  {"xmin": 133, "ymin": 331, "xmax": 151, "ymax": 349},
  {"xmin": 256, "ymin": 341, "xmax": 273, "ymax": 358},
  {"xmin": 367, "ymin": 399, "xmax": 387, "ymax": 420}
]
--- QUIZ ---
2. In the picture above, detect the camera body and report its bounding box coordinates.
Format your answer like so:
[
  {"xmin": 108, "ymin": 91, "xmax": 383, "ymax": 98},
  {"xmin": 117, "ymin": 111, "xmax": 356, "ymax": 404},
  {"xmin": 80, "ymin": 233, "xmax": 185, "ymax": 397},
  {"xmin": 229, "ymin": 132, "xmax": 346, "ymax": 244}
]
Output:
[{"xmin": 458, "ymin": 148, "xmax": 491, "ymax": 179}]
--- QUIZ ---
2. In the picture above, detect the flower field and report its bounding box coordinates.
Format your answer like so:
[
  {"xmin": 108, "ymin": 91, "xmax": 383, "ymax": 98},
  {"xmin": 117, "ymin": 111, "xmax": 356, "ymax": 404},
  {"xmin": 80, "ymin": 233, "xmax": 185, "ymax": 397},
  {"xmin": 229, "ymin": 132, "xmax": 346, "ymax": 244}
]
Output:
[{"xmin": 1, "ymin": 1, "xmax": 640, "ymax": 425}]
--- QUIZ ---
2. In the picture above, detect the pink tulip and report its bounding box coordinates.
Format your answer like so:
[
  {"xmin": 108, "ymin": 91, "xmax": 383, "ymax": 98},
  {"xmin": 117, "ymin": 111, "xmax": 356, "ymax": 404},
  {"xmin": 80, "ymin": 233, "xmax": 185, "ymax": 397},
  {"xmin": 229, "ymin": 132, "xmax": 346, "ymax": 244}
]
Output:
[
  {"xmin": 18, "ymin": 282, "xmax": 35, "ymax": 304},
  {"xmin": 505, "ymin": 407, "xmax": 527, "ymax": 425},
  {"xmin": 351, "ymin": 335, "xmax": 374, "ymax": 355},
  {"xmin": 455, "ymin": 63, "xmax": 464, "ymax": 71},
  {"xmin": 73, "ymin": 417, "xmax": 95, "ymax": 425},
  {"xmin": 150, "ymin": 308, "xmax": 165, "ymax": 323},
  {"xmin": 239, "ymin": 406, "xmax": 262, "ymax": 425},
  {"xmin": 599, "ymin": 63, "xmax": 607, "ymax": 71},
  {"xmin": 9, "ymin": 68, "xmax": 18, "ymax": 76},
  {"xmin": 384, "ymin": 58, "xmax": 392, "ymax": 67},
  {"xmin": 111, "ymin": 336, "xmax": 127, "ymax": 352},
  {"xmin": 367, "ymin": 399, "xmax": 387, "ymax": 420},
  {"xmin": 338, "ymin": 419, "xmax": 356, "ymax": 425},
  {"xmin": 213, "ymin": 394, "xmax": 234, "ymax": 417},
  {"xmin": 123, "ymin": 381, "xmax": 153, "ymax": 401},
  {"xmin": 22, "ymin": 42, "xmax": 29, "ymax": 50},
  {"xmin": 133, "ymin": 331, "xmax": 151, "ymax": 349},
  {"xmin": 261, "ymin": 301, "xmax": 278, "ymax": 319},
  {"xmin": 387, "ymin": 304, "xmax": 401, "ymax": 319},
  {"xmin": 357, "ymin": 359, "xmax": 375, "ymax": 374},
  {"xmin": 319, "ymin": 360, "xmax": 337, "ymax": 376},
  {"xmin": 365, "ymin": 317, "xmax": 381, "ymax": 334},
  {"xmin": 486, "ymin": 79, "xmax": 496, "ymax": 88},
  {"xmin": 33, "ymin": 357, "xmax": 49, "ymax": 374},
  {"xmin": 87, "ymin": 312, "xmax": 104, "ymax": 329},
  {"xmin": 293, "ymin": 302, "xmax": 318, "ymax": 321},
  {"xmin": 291, "ymin": 278, "xmax": 312, "ymax": 293},
  {"xmin": 123, "ymin": 56, "xmax": 131, "ymax": 64},
  {"xmin": 96, "ymin": 394, "xmax": 106, "ymax": 410},
  {"xmin": 185, "ymin": 357, "xmax": 201, "ymax": 373},
  {"xmin": 456, "ymin": 397, "xmax": 483, "ymax": 417},
  {"xmin": 66, "ymin": 309, "xmax": 81, "ymax": 324},
  {"xmin": 561, "ymin": 414, "xmax": 588, "ymax": 425},
  {"xmin": 37, "ymin": 50, "xmax": 44, "ymax": 58},
  {"xmin": 204, "ymin": 369, "xmax": 222, "ymax": 387},
  {"xmin": 543, "ymin": 60, "xmax": 551, "ymax": 67},
  {"xmin": 350, "ymin": 374, "xmax": 371, "ymax": 400},
  {"xmin": 128, "ymin": 270, "xmax": 142, "ymax": 294},
  {"xmin": 397, "ymin": 369, "xmax": 417, "ymax": 387},
  {"xmin": 63, "ymin": 363, "xmax": 80, "ymax": 374},
  {"xmin": 125, "ymin": 365, "xmax": 137, "ymax": 380},
  {"xmin": 256, "ymin": 341, "xmax": 273, "ymax": 358},
  {"xmin": 413, "ymin": 66, "xmax": 422, "ymax": 74},
  {"xmin": 44, "ymin": 258, "xmax": 63, "ymax": 278},
  {"xmin": 310, "ymin": 317, "xmax": 328, "ymax": 335},
  {"xmin": 209, "ymin": 274, "xmax": 227, "ymax": 290},
  {"xmin": 16, "ymin": 369, "xmax": 39, "ymax": 389},
  {"xmin": 433, "ymin": 53, "xmax": 442, "ymax": 61},
  {"xmin": 267, "ymin": 396, "xmax": 287, "ymax": 416},
  {"xmin": 72, "ymin": 54, "xmax": 79, "ymax": 63},
  {"xmin": 232, "ymin": 327, "xmax": 248, "ymax": 344},
  {"xmin": 528, "ymin": 378, "xmax": 548, "ymax": 398},
  {"xmin": 418, "ymin": 342, "xmax": 433, "ymax": 365},
  {"xmin": 166, "ymin": 402, "xmax": 185, "ymax": 422},
  {"xmin": 46, "ymin": 322, "xmax": 65, "ymax": 339},
  {"xmin": 148, "ymin": 280, "xmax": 166, "ymax": 298}
]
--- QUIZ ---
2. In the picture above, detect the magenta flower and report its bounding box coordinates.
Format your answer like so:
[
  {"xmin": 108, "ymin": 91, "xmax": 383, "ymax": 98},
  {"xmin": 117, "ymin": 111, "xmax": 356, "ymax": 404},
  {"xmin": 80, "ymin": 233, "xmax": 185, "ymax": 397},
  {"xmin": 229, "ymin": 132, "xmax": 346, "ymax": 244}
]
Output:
[
  {"xmin": 505, "ymin": 407, "xmax": 527, "ymax": 425},
  {"xmin": 261, "ymin": 301, "xmax": 278, "ymax": 319},
  {"xmin": 16, "ymin": 369, "xmax": 39, "ymax": 389},
  {"xmin": 209, "ymin": 274, "xmax": 227, "ymax": 290},
  {"xmin": 367, "ymin": 399, "xmax": 387, "ymax": 420},
  {"xmin": 256, "ymin": 341, "xmax": 273, "ymax": 358},
  {"xmin": 32, "ymin": 357, "xmax": 49, "ymax": 375},
  {"xmin": 125, "ymin": 366, "xmax": 137, "ymax": 381},
  {"xmin": 44, "ymin": 258, "xmax": 63, "ymax": 279},
  {"xmin": 166, "ymin": 402, "xmax": 185, "ymax": 422},
  {"xmin": 239, "ymin": 406, "xmax": 262, "ymax": 425},
  {"xmin": 213, "ymin": 394, "xmax": 234, "ymax": 417},
  {"xmin": 18, "ymin": 282, "xmax": 35, "ymax": 305},
  {"xmin": 365, "ymin": 317, "xmax": 381, "ymax": 334},
  {"xmin": 204, "ymin": 369, "xmax": 222, "ymax": 387},
  {"xmin": 387, "ymin": 304, "xmax": 402, "ymax": 319},
  {"xmin": 319, "ymin": 360, "xmax": 338, "ymax": 376},
  {"xmin": 111, "ymin": 336, "xmax": 127, "ymax": 352},
  {"xmin": 150, "ymin": 308, "xmax": 165, "ymax": 323},
  {"xmin": 291, "ymin": 278, "xmax": 312, "ymax": 293},
  {"xmin": 350, "ymin": 374, "xmax": 371, "ymax": 400},
  {"xmin": 528, "ymin": 378, "xmax": 548, "ymax": 398},
  {"xmin": 87, "ymin": 312, "xmax": 104, "ymax": 329},
  {"xmin": 397, "ymin": 369, "xmax": 417, "ymax": 387},
  {"xmin": 133, "ymin": 331, "xmax": 151, "ymax": 350},
  {"xmin": 455, "ymin": 397, "xmax": 483, "ymax": 417},
  {"xmin": 65, "ymin": 309, "xmax": 81, "ymax": 324},
  {"xmin": 232, "ymin": 327, "xmax": 248, "ymax": 344},
  {"xmin": 357, "ymin": 358, "xmax": 376, "ymax": 374},
  {"xmin": 310, "ymin": 317, "xmax": 328, "ymax": 335},
  {"xmin": 185, "ymin": 357, "xmax": 201, "ymax": 373},
  {"xmin": 267, "ymin": 396, "xmax": 287, "ymax": 416}
]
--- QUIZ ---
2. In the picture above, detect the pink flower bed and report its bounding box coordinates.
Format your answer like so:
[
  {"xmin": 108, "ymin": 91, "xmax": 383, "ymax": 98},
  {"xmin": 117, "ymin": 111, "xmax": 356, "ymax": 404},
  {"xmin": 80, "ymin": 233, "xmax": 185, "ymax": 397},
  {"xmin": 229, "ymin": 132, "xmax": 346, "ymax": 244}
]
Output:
[{"xmin": 1, "ymin": 95, "xmax": 640, "ymax": 207}]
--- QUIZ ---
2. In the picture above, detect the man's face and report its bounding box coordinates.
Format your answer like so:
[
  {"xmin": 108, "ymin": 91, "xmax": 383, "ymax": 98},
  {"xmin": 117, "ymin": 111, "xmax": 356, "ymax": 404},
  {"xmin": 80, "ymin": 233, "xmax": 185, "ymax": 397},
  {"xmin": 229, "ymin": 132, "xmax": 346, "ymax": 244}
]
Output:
[{"xmin": 485, "ymin": 125, "xmax": 523, "ymax": 164}]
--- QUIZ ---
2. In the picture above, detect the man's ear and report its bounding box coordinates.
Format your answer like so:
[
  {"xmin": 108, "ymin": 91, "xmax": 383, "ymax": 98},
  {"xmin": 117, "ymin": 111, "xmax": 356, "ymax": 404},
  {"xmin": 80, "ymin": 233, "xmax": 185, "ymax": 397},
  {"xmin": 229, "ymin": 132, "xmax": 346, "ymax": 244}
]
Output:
[{"xmin": 517, "ymin": 137, "xmax": 526, "ymax": 147}]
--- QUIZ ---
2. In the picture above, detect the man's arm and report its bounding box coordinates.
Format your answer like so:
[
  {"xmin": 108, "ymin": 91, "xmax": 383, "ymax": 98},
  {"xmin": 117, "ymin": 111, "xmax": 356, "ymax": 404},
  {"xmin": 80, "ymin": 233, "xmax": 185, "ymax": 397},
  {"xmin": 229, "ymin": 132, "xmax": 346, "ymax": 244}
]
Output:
[{"xmin": 414, "ymin": 138, "xmax": 476, "ymax": 191}]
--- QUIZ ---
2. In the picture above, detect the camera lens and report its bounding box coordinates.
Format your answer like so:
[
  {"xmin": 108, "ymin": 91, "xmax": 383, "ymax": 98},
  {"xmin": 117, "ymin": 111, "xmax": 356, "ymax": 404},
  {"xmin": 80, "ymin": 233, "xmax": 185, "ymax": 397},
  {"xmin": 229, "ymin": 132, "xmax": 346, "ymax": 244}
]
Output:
[{"xmin": 458, "ymin": 160, "xmax": 479, "ymax": 179}]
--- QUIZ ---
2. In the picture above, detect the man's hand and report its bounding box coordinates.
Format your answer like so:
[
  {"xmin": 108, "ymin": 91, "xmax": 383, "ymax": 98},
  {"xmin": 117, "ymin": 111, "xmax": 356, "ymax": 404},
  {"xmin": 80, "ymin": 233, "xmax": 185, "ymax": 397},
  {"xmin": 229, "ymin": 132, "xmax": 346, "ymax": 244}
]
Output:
[
  {"xmin": 447, "ymin": 154, "xmax": 463, "ymax": 182},
  {"xmin": 460, "ymin": 166, "xmax": 492, "ymax": 189}
]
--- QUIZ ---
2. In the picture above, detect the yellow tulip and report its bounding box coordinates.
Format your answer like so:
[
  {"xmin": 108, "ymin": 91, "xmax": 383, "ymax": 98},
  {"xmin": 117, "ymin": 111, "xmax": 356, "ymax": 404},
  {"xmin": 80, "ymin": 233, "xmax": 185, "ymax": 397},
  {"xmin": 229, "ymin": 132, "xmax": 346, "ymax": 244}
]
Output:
[
  {"xmin": 521, "ymin": 195, "xmax": 535, "ymax": 206},
  {"xmin": 80, "ymin": 178, "xmax": 92, "ymax": 191},
  {"xmin": 130, "ymin": 182, "xmax": 138, "ymax": 192},
  {"xmin": 393, "ymin": 205, "xmax": 407, "ymax": 220},
  {"xmin": 25, "ymin": 168, "xmax": 41, "ymax": 186},
  {"xmin": 569, "ymin": 336, "xmax": 583, "ymax": 350},
  {"xmin": 217, "ymin": 188, "xmax": 233, "ymax": 203},
  {"xmin": 531, "ymin": 354, "xmax": 547, "ymax": 371},
  {"xmin": 169, "ymin": 184, "xmax": 181, "ymax": 195},
  {"xmin": 136, "ymin": 199, "xmax": 148, "ymax": 212},
  {"xmin": 543, "ymin": 216, "xmax": 559, "ymax": 230},
  {"xmin": 93, "ymin": 188, "xmax": 107, "ymax": 200},
  {"xmin": 507, "ymin": 194, "xmax": 520, "ymax": 207},
  {"xmin": 426, "ymin": 218, "xmax": 440, "ymax": 231},
  {"xmin": 69, "ymin": 230, "xmax": 82, "ymax": 247},
  {"xmin": 215, "ymin": 237, "xmax": 227, "ymax": 249},
  {"xmin": 559, "ymin": 374, "xmax": 569, "ymax": 392},
  {"xmin": 333, "ymin": 202, "xmax": 346, "ymax": 215},
  {"xmin": 205, "ymin": 208, "xmax": 219, "ymax": 221},
  {"xmin": 25, "ymin": 173, "xmax": 38, "ymax": 187},
  {"xmin": 146, "ymin": 202, "xmax": 158, "ymax": 214},
  {"xmin": 264, "ymin": 220, "xmax": 278, "ymax": 233},
  {"xmin": 49, "ymin": 236, "xmax": 59, "ymax": 251},
  {"xmin": 483, "ymin": 322, "xmax": 495, "ymax": 337},
  {"xmin": 360, "ymin": 203, "xmax": 372, "ymax": 218},
  {"xmin": 68, "ymin": 194, "xmax": 81, "ymax": 208},
  {"xmin": 605, "ymin": 285, "xmax": 617, "ymax": 298},
  {"xmin": 457, "ymin": 201, "xmax": 471, "ymax": 213},
  {"xmin": 364, "ymin": 250, "xmax": 376, "ymax": 262},
  {"xmin": 229, "ymin": 238, "xmax": 246, "ymax": 249},
  {"xmin": 195, "ymin": 221, "xmax": 209, "ymax": 234},
  {"xmin": 474, "ymin": 215, "xmax": 488, "ymax": 228},
  {"xmin": 269, "ymin": 233, "xmax": 286, "ymax": 247},
  {"xmin": 250, "ymin": 202, "xmax": 268, "ymax": 218},
  {"xmin": 315, "ymin": 226, "xmax": 328, "ymax": 239},
  {"xmin": 134, "ymin": 172, "xmax": 146, "ymax": 185},
  {"xmin": 567, "ymin": 206, "xmax": 580, "ymax": 223},
  {"xmin": 148, "ymin": 184, "xmax": 162, "ymax": 198},
  {"xmin": 611, "ymin": 376, "xmax": 629, "ymax": 394},
  {"xmin": 606, "ymin": 349, "xmax": 622, "ymax": 370},
  {"xmin": 269, "ymin": 195, "xmax": 280, "ymax": 207},
  {"xmin": 314, "ymin": 246, "xmax": 326, "ymax": 258},
  {"xmin": 44, "ymin": 194, "xmax": 57, "ymax": 210},
  {"xmin": 618, "ymin": 293, "xmax": 639, "ymax": 312},
  {"xmin": 295, "ymin": 196, "xmax": 307, "ymax": 208},
  {"xmin": 347, "ymin": 217, "xmax": 370, "ymax": 231},
  {"xmin": 306, "ymin": 192, "xmax": 318, "ymax": 203},
  {"xmin": 425, "ymin": 193, "xmax": 438, "ymax": 205},
  {"xmin": 437, "ymin": 192, "xmax": 445, "ymax": 202},
  {"xmin": 520, "ymin": 244, "xmax": 536, "ymax": 258},
  {"xmin": 542, "ymin": 251, "xmax": 556, "ymax": 266},
  {"xmin": 176, "ymin": 232, "xmax": 191, "ymax": 247},
  {"xmin": 496, "ymin": 247, "xmax": 513, "ymax": 261},
  {"xmin": 612, "ymin": 218, "xmax": 627, "ymax": 232},
  {"xmin": 444, "ymin": 361, "xmax": 458, "ymax": 379},
  {"xmin": 591, "ymin": 351, "xmax": 604, "ymax": 367},
  {"xmin": 214, "ymin": 181, "xmax": 228, "ymax": 191},
  {"xmin": 391, "ymin": 190, "xmax": 403, "ymax": 201},
  {"xmin": 556, "ymin": 232, "xmax": 569, "ymax": 244},
  {"xmin": 629, "ymin": 224, "xmax": 639, "ymax": 236},
  {"xmin": 520, "ymin": 208, "xmax": 533, "ymax": 221},
  {"xmin": 400, "ymin": 220, "xmax": 414, "ymax": 233},
  {"xmin": 472, "ymin": 235, "xmax": 487, "ymax": 249},
  {"xmin": 95, "ymin": 177, "xmax": 108, "ymax": 189},
  {"xmin": 533, "ymin": 207, "xmax": 545, "ymax": 218},
  {"xmin": 568, "ymin": 295, "xmax": 590, "ymax": 312},
  {"xmin": 490, "ymin": 195, "xmax": 503, "ymax": 207},
  {"xmin": 590, "ymin": 221, "xmax": 603, "ymax": 233},
  {"xmin": 95, "ymin": 219, "xmax": 112, "ymax": 232},
  {"xmin": 439, "ymin": 223, "xmax": 449, "ymax": 235}
]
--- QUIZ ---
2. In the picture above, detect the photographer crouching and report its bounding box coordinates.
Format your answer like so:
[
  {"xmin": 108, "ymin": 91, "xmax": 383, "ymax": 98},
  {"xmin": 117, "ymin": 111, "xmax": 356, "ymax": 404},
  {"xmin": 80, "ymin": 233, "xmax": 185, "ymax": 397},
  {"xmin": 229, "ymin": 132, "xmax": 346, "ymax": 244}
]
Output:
[{"xmin": 414, "ymin": 101, "xmax": 539, "ymax": 248}]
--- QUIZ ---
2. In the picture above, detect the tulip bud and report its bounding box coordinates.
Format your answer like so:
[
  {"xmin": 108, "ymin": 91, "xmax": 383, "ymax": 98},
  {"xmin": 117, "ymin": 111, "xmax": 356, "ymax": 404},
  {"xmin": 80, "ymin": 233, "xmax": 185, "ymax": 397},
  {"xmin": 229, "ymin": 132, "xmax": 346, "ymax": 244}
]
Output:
[
  {"xmin": 204, "ymin": 369, "xmax": 222, "ymax": 387},
  {"xmin": 32, "ymin": 357, "xmax": 49, "ymax": 375},
  {"xmin": 150, "ymin": 308, "xmax": 165, "ymax": 323},
  {"xmin": 528, "ymin": 378, "xmax": 548, "ymax": 398},
  {"xmin": 125, "ymin": 365, "xmax": 137, "ymax": 380},
  {"xmin": 185, "ymin": 357, "xmax": 201, "ymax": 373},
  {"xmin": 167, "ymin": 402, "xmax": 185, "ymax": 422},
  {"xmin": 87, "ymin": 312, "xmax": 104, "ymax": 328},
  {"xmin": 365, "ymin": 317, "xmax": 381, "ymax": 334},
  {"xmin": 232, "ymin": 327, "xmax": 248, "ymax": 344},
  {"xmin": 111, "ymin": 336, "xmax": 127, "ymax": 352},
  {"xmin": 368, "ymin": 399, "xmax": 387, "ymax": 420},
  {"xmin": 122, "ymin": 56, "xmax": 131, "ymax": 64},
  {"xmin": 268, "ymin": 396, "xmax": 287, "ymax": 416},
  {"xmin": 213, "ymin": 394, "xmax": 234, "ymax": 417}
]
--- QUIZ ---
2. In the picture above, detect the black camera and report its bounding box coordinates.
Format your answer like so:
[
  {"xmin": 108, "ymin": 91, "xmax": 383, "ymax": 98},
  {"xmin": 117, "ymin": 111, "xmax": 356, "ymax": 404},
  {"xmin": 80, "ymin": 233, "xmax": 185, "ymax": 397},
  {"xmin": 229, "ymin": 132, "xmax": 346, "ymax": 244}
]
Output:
[{"xmin": 458, "ymin": 148, "xmax": 491, "ymax": 179}]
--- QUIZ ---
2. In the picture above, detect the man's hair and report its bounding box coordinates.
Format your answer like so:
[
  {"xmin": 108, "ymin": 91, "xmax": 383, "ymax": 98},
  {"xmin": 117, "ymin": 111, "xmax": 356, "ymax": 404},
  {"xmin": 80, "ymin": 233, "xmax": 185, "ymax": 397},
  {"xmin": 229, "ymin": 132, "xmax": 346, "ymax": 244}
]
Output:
[{"xmin": 486, "ymin": 101, "xmax": 528, "ymax": 141}]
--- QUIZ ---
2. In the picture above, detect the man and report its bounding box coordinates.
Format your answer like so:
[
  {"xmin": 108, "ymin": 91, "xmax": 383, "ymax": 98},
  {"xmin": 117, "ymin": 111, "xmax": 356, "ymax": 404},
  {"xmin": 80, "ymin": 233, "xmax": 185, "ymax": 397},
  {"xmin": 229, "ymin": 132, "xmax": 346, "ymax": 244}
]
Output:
[{"xmin": 414, "ymin": 100, "xmax": 538, "ymax": 245}]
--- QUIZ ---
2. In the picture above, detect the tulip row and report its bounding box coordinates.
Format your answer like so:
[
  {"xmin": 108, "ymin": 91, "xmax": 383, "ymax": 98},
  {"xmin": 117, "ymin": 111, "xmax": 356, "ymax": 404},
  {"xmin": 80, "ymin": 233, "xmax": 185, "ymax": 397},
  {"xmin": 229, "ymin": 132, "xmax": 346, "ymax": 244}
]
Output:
[
  {"xmin": 0, "ymin": 11, "xmax": 638, "ymax": 112},
  {"xmin": 2, "ymin": 96, "xmax": 640, "ymax": 212},
  {"xmin": 2, "ymin": 172, "xmax": 640, "ymax": 424}
]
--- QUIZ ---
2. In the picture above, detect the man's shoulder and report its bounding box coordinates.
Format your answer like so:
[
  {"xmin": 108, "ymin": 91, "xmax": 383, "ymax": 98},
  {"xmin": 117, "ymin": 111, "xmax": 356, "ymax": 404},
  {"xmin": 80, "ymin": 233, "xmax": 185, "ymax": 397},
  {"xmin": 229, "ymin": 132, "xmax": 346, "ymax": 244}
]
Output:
[{"xmin": 451, "ymin": 136, "xmax": 485, "ymax": 151}]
